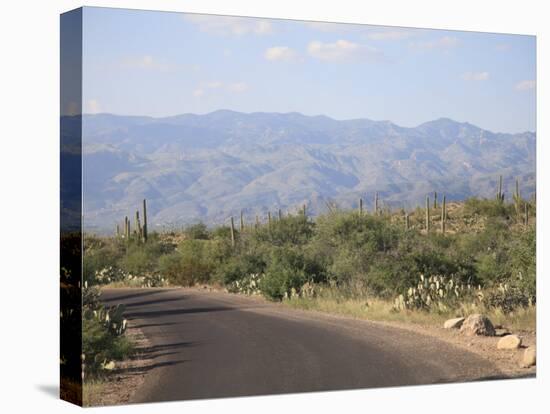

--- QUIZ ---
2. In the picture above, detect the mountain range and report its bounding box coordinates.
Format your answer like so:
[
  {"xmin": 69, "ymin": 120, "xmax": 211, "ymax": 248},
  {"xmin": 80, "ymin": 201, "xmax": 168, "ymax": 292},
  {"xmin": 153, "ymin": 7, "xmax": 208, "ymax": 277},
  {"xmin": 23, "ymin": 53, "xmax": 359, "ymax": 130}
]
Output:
[{"xmin": 70, "ymin": 110, "xmax": 536, "ymax": 233}]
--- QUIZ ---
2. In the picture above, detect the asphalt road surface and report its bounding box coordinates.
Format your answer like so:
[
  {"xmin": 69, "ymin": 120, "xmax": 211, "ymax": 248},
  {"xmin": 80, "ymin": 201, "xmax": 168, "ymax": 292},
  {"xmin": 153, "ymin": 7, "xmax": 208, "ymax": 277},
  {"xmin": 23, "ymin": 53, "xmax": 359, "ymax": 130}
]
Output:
[{"xmin": 102, "ymin": 288, "xmax": 503, "ymax": 403}]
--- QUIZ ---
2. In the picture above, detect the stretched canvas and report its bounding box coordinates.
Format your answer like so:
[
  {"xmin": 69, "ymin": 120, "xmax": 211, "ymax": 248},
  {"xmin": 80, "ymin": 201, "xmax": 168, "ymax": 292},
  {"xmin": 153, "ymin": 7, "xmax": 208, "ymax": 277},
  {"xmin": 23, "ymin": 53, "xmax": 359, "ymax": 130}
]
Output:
[{"xmin": 60, "ymin": 6, "xmax": 536, "ymax": 407}]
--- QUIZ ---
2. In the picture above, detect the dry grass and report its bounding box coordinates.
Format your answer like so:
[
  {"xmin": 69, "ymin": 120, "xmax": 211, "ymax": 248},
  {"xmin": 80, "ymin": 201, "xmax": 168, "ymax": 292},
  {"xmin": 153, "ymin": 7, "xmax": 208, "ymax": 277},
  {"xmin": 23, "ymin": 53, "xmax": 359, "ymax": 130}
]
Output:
[
  {"xmin": 283, "ymin": 292, "xmax": 535, "ymax": 332},
  {"xmin": 82, "ymin": 380, "xmax": 105, "ymax": 407}
]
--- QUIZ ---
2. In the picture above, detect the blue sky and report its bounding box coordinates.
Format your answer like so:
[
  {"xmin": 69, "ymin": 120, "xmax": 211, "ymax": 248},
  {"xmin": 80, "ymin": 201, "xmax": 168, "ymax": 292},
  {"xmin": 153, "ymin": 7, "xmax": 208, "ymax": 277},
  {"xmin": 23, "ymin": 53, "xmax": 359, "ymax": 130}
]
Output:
[{"xmin": 81, "ymin": 7, "xmax": 536, "ymax": 133}]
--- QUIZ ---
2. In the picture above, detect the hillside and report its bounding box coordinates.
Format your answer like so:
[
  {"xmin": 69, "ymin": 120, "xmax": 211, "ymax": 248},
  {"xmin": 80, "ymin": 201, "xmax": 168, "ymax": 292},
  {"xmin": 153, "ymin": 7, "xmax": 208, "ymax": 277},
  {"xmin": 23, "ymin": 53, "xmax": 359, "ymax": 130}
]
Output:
[{"xmin": 70, "ymin": 111, "xmax": 536, "ymax": 232}]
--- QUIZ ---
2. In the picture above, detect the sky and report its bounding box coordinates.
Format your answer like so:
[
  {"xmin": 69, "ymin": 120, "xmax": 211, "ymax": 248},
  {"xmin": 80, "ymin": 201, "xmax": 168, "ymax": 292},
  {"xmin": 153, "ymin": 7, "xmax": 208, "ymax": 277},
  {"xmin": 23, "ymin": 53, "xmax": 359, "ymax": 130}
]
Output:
[{"xmin": 80, "ymin": 7, "xmax": 536, "ymax": 133}]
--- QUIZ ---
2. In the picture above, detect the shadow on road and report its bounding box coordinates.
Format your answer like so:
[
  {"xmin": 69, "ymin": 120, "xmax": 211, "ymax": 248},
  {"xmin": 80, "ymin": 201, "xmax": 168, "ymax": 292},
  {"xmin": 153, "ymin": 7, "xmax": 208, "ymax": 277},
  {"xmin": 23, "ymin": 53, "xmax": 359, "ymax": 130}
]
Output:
[
  {"xmin": 103, "ymin": 289, "xmax": 169, "ymax": 302},
  {"xmin": 122, "ymin": 297, "xmax": 187, "ymax": 308},
  {"xmin": 132, "ymin": 322, "xmax": 179, "ymax": 329},
  {"xmin": 115, "ymin": 359, "xmax": 187, "ymax": 376},
  {"xmin": 126, "ymin": 306, "xmax": 236, "ymax": 319},
  {"xmin": 117, "ymin": 341, "xmax": 195, "ymax": 376}
]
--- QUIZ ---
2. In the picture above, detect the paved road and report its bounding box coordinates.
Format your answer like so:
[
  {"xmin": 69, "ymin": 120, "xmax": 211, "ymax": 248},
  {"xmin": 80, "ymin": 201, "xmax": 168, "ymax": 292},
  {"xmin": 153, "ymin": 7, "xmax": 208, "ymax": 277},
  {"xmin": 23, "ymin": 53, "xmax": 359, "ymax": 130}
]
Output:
[{"xmin": 102, "ymin": 288, "xmax": 502, "ymax": 403}]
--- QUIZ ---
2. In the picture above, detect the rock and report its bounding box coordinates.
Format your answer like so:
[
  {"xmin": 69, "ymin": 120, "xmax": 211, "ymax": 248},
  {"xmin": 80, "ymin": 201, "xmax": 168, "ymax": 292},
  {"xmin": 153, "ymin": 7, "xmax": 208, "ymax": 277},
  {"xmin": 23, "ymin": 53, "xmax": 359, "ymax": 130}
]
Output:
[
  {"xmin": 444, "ymin": 317, "xmax": 465, "ymax": 329},
  {"xmin": 460, "ymin": 314, "xmax": 496, "ymax": 336},
  {"xmin": 521, "ymin": 347, "xmax": 536, "ymax": 367},
  {"xmin": 495, "ymin": 328, "xmax": 511, "ymax": 337},
  {"xmin": 497, "ymin": 334, "xmax": 522, "ymax": 350}
]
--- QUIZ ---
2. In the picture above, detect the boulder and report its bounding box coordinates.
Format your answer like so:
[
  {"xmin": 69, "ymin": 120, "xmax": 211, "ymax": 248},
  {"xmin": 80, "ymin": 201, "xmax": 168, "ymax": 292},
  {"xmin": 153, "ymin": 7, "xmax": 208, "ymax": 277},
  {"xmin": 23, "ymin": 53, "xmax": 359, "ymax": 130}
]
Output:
[
  {"xmin": 521, "ymin": 347, "xmax": 536, "ymax": 368},
  {"xmin": 444, "ymin": 317, "xmax": 465, "ymax": 329},
  {"xmin": 495, "ymin": 328, "xmax": 511, "ymax": 337},
  {"xmin": 497, "ymin": 334, "xmax": 522, "ymax": 350},
  {"xmin": 460, "ymin": 314, "xmax": 495, "ymax": 336}
]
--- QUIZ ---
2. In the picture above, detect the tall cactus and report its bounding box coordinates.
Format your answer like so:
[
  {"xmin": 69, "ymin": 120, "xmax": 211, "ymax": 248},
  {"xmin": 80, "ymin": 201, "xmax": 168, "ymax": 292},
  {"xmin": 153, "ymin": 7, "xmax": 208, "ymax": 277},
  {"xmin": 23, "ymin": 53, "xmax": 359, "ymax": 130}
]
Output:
[
  {"xmin": 359, "ymin": 198, "xmax": 363, "ymax": 215},
  {"xmin": 374, "ymin": 192, "xmax": 379, "ymax": 216},
  {"xmin": 496, "ymin": 175, "xmax": 504, "ymax": 202},
  {"xmin": 268, "ymin": 211, "xmax": 272, "ymax": 227},
  {"xmin": 240, "ymin": 210, "xmax": 244, "ymax": 232},
  {"xmin": 441, "ymin": 195, "xmax": 446, "ymax": 235},
  {"xmin": 142, "ymin": 199, "xmax": 148, "ymax": 242},
  {"xmin": 278, "ymin": 208, "xmax": 282, "ymax": 221},
  {"xmin": 524, "ymin": 202, "xmax": 529, "ymax": 227},
  {"xmin": 302, "ymin": 204, "xmax": 307, "ymax": 217},
  {"xmin": 230, "ymin": 216, "xmax": 235, "ymax": 247},
  {"xmin": 405, "ymin": 212, "xmax": 410, "ymax": 230},
  {"xmin": 433, "ymin": 191, "xmax": 438, "ymax": 209},
  {"xmin": 513, "ymin": 178, "xmax": 521, "ymax": 222},
  {"xmin": 135, "ymin": 210, "xmax": 142, "ymax": 240},
  {"xmin": 425, "ymin": 196, "xmax": 430, "ymax": 233},
  {"xmin": 255, "ymin": 214, "xmax": 260, "ymax": 229},
  {"xmin": 116, "ymin": 224, "xmax": 120, "ymax": 237}
]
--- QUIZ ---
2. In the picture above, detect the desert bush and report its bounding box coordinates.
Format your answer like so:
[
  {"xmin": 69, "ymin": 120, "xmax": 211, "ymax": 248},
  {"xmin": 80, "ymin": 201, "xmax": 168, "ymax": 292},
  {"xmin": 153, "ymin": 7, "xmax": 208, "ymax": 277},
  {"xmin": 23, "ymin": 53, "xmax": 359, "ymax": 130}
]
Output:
[
  {"xmin": 158, "ymin": 239, "xmax": 225, "ymax": 285},
  {"xmin": 82, "ymin": 285, "xmax": 133, "ymax": 378},
  {"xmin": 82, "ymin": 317, "xmax": 133, "ymax": 378},
  {"xmin": 464, "ymin": 197, "xmax": 515, "ymax": 218},
  {"xmin": 184, "ymin": 222, "xmax": 210, "ymax": 240},
  {"xmin": 260, "ymin": 247, "xmax": 325, "ymax": 301},
  {"xmin": 216, "ymin": 248, "xmax": 267, "ymax": 285},
  {"xmin": 253, "ymin": 214, "xmax": 314, "ymax": 246},
  {"xmin": 482, "ymin": 284, "xmax": 532, "ymax": 313},
  {"xmin": 393, "ymin": 274, "xmax": 480, "ymax": 312}
]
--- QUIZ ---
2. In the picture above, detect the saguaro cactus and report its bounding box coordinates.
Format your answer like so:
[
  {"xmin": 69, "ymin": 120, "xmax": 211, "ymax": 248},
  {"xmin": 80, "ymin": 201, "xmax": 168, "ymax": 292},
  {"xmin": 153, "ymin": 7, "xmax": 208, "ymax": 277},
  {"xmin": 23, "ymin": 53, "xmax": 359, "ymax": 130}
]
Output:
[
  {"xmin": 405, "ymin": 213, "xmax": 410, "ymax": 230},
  {"xmin": 434, "ymin": 192, "xmax": 438, "ymax": 209},
  {"xmin": 425, "ymin": 196, "xmax": 430, "ymax": 233},
  {"xmin": 268, "ymin": 211, "xmax": 272, "ymax": 227},
  {"xmin": 513, "ymin": 178, "xmax": 522, "ymax": 222},
  {"xmin": 302, "ymin": 204, "xmax": 307, "ymax": 217},
  {"xmin": 124, "ymin": 216, "xmax": 130, "ymax": 239},
  {"xmin": 359, "ymin": 198, "xmax": 363, "ymax": 215},
  {"xmin": 441, "ymin": 195, "xmax": 447, "ymax": 235},
  {"xmin": 374, "ymin": 192, "xmax": 379, "ymax": 216},
  {"xmin": 255, "ymin": 215, "xmax": 260, "ymax": 229},
  {"xmin": 142, "ymin": 199, "xmax": 148, "ymax": 242},
  {"xmin": 524, "ymin": 202, "xmax": 529, "ymax": 227},
  {"xmin": 240, "ymin": 210, "xmax": 244, "ymax": 232},
  {"xmin": 230, "ymin": 216, "xmax": 235, "ymax": 247},
  {"xmin": 135, "ymin": 210, "xmax": 142, "ymax": 240},
  {"xmin": 116, "ymin": 224, "xmax": 120, "ymax": 237},
  {"xmin": 496, "ymin": 175, "xmax": 504, "ymax": 202},
  {"xmin": 278, "ymin": 209, "xmax": 282, "ymax": 221}
]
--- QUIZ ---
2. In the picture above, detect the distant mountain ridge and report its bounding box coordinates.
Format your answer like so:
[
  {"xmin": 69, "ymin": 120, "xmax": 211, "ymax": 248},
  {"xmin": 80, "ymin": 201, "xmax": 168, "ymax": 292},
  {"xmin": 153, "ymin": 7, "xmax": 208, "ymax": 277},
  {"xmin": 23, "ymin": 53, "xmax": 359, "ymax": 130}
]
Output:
[{"xmin": 71, "ymin": 110, "xmax": 536, "ymax": 232}]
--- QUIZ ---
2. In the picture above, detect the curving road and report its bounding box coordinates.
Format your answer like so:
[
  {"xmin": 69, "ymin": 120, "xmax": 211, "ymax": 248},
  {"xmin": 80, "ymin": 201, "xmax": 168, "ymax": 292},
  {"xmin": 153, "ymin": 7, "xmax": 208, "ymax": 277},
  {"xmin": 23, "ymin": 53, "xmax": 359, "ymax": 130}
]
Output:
[{"xmin": 102, "ymin": 288, "xmax": 503, "ymax": 403}]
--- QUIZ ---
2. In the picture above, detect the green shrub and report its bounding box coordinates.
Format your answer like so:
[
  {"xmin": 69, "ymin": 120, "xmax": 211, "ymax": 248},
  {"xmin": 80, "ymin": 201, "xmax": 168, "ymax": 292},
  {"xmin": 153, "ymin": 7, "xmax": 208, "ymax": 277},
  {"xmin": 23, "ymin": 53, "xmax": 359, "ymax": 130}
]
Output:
[
  {"xmin": 260, "ymin": 247, "xmax": 325, "ymax": 301},
  {"xmin": 464, "ymin": 197, "xmax": 515, "ymax": 218},
  {"xmin": 253, "ymin": 215, "xmax": 314, "ymax": 246},
  {"xmin": 82, "ymin": 317, "xmax": 134, "ymax": 378},
  {"xmin": 184, "ymin": 222, "xmax": 210, "ymax": 240},
  {"xmin": 158, "ymin": 239, "xmax": 223, "ymax": 285},
  {"xmin": 216, "ymin": 249, "xmax": 267, "ymax": 285}
]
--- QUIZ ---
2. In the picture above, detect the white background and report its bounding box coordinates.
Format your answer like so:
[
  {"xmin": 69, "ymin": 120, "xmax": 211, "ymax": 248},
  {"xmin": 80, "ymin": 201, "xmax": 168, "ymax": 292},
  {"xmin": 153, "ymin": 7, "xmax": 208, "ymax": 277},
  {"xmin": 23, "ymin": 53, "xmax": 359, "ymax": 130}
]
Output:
[{"xmin": 0, "ymin": 0, "xmax": 547, "ymax": 412}]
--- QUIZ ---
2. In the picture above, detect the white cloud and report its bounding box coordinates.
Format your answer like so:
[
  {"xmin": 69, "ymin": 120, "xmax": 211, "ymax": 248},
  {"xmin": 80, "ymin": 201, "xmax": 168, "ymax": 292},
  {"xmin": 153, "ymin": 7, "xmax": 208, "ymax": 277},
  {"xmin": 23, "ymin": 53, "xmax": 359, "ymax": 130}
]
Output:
[
  {"xmin": 462, "ymin": 71, "xmax": 490, "ymax": 81},
  {"xmin": 184, "ymin": 14, "xmax": 272, "ymax": 36},
  {"xmin": 193, "ymin": 89, "xmax": 204, "ymax": 98},
  {"xmin": 85, "ymin": 99, "xmax": 101, "ymax": 114},
  {"xmin": 515, "ymin": 80, "xmax": 536, "ymax": 91},
  {"xmin": 307, "ymin": 40, "xmax": 385, "ymax": 62},
  {"xmin": 264, "ymin": 46, "xmax": 299, "ymax": 62},
  {"xmin": 410, "ymin": 36, "xmax": 459, "ymax": 51}
]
